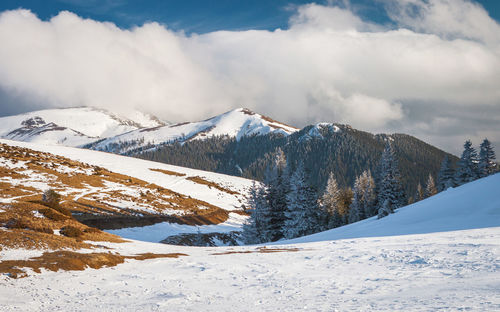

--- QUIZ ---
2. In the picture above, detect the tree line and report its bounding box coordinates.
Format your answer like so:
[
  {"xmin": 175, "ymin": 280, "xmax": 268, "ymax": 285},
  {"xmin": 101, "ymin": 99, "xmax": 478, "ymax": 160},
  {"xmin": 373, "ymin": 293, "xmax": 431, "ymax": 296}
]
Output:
[{"xmin": 242, "ymin": 138, "xmax": 497, "ymax": 244}]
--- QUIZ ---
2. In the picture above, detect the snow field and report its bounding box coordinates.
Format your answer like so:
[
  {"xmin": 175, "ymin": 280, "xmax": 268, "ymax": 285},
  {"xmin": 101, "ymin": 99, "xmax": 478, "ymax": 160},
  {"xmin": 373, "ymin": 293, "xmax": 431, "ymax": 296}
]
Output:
[{"xmin": 0, "ymin": 227, "xmax": 499, "ymax": 311}]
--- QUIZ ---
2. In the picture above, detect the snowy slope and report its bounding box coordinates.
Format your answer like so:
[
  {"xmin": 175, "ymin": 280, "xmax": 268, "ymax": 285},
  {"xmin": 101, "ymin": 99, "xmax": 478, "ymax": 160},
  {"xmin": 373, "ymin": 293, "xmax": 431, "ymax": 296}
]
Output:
[
  {"xmin": 285, "ymin": 172, "xmax": 500, "ymax": 244},
  {"xmin": 0, "ymin": 107, "xmax": 166, "ymax": 147},
  {"xmin": 87, "ymin": 108, "xmax": 299, "ymax": 154},
  {"xmin": 0, "ymin": 139, "xmax": 254, "ymax": 212}
]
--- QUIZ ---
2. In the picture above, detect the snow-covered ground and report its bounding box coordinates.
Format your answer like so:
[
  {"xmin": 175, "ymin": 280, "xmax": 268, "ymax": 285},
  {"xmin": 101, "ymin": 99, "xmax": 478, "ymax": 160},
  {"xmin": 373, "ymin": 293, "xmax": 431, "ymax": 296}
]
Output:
[
  {"xmin": 0, "ymin": 227, "xmax": 498, "ymax": 311},
  {"xmin": 1, "ymin": 171, "xmax": 499, "ymax": 310}
]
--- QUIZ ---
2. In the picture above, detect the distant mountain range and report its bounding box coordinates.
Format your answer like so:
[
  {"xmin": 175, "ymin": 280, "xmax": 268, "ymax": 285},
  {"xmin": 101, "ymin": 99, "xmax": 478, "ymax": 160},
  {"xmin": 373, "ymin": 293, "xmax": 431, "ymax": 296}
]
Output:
[
  {"xmin": 0, "ymin": 107, "xmax": 166, "ymax": 147},
  {"xmin": 0, "ymin": 107, "xmax": 457, "ymax": 196}
]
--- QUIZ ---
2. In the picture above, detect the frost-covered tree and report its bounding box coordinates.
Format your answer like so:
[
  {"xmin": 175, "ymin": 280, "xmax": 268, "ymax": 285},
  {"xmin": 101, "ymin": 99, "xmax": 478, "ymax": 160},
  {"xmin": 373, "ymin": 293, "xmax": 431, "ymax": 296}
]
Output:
[
  {"xmin": 263, "ymin": 148, "xmax": 289, "ymax": 241},
  {"xmin": 414, "ymin": 183, "xmax": 424, "ymax": 202},
  {"xmin": 437, "ymin": 155, "xmax": 455, "ymax": 191},
  {"xmin": 348, "ymin": 177, "xmax": 363, "ymax": 224},
  {"xmin": 377, "ymin": 142, "xmax": 406, "ymax": 214},
  {"xmin": 478, "ymin": 138, "xmax": 497, "ymax": 177},
  {"xmin": 425, "ymin": 174, "xmax": 437, "ymax": 198},
  {"xmin": 455, "ymin": 140, "xmax": 479, "ymax": 185},
  {"xmin": 242, "ymin": 182, "xmax": 269, "ymax": 244},
  {"xmin": 378, "ymin": 199, "xmax": 392, "ymax": 219},
  {"xmin": 284, "ymin": 162, "xmax": 319, "ymax": 239},
  {"xmin": 348, "ymin": 170, "xmax": 376, "ymax": 223},
  {"xmin": 319, "ymin": 172, "xmax": 342, "ymax": 229},
  {"xmin": 361, "ymin": 170, "xmax": 377, "ymax": 218}
]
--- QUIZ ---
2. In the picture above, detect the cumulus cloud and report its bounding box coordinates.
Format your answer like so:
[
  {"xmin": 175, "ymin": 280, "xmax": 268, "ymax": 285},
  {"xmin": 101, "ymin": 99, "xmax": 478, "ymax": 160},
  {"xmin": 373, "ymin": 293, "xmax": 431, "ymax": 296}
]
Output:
[{"xmin": 0, "ymin": 0, "xmax": 499, "ymax": 154}]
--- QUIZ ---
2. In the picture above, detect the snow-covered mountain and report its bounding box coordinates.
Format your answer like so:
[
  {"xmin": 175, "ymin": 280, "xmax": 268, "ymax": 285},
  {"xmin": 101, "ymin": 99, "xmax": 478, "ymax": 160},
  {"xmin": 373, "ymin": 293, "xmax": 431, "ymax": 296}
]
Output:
[
  {"xmin": 85, "ymin": 108, "xmax": 299, "ymax": 154},
  {"xmin": 0, "ymin": 107, "xmax": 167, "ymax": 147}
]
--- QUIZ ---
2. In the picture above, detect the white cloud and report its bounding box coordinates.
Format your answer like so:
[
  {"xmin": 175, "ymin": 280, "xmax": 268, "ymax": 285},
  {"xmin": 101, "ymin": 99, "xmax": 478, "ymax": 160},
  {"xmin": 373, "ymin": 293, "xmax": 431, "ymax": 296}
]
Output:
[{"xmin": 0, "ymin": 0, "xmax": 499, "ymax": 154}]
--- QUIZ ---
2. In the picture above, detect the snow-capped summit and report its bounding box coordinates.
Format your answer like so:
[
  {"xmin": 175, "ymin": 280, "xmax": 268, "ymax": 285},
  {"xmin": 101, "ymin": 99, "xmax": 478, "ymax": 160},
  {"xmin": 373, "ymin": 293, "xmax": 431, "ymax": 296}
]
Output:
[
  {"xmin": 0, "ymin": 107, "xmax": 167, "ymax": 147},
  {"xmin": 87, "ymin": 108, "xmax": 299, "ymax": 154}
]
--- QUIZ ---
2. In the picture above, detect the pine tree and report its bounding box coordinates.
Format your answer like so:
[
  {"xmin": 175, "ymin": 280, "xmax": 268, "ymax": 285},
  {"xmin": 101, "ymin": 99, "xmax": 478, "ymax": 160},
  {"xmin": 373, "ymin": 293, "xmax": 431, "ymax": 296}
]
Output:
[
  {"xmin": 414, "ymin": 183, "xmax": 424, "ymax": 202},
  {"xmin": 377, "ymin": 142, "xmax": 406, "ymax": 214},
  {"xmin": 242, "ymin": 182, "xmax": 268, "ymax": 244},
  {"xmin": 437, "ymin": 156, "xmax": 455, "ymax": 191},
  {"xmin": 337, "ymin": 188, "xmax": 353, "ymax": 226},
  {"xmin": 284, "ymin": 162, "xmax": 319, "ymax": 239},
  {"xmin": 348, "ymin": 170, "xmax": 377, "ymax": 223},
  {"xmin": 378, "ymin": 199, "xmax": 392, "ymax": 219},
  {"xmin": 319, "ymin": 172, "xmax": 342, "ymax": 229},
  {"xmin": 348, "ymin": 176, "xmax": 363, "ymax": 223},
  {"xmin": 425, "ymin": 174, "xmax": 437, "ymax": 198},
  {"xmin": 263, "ymin": 148, "xmax": 289, "ymax": 241},
  {"xmin": 479, "ymin": 138, "xmax": 497, "ymax": 177},
  {"xmin": 361, "ymin": 170, "xmax": 377, "ymax": 218},
  {"xmin": 455, "ymin": 140, "xmax": 479, "ymax": 185}
]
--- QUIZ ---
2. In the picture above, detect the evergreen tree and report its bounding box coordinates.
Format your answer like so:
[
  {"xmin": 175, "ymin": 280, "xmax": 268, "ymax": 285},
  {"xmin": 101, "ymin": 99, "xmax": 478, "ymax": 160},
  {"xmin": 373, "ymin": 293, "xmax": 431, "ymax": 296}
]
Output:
[
  {"xmin": 348, "ymin": 176, "xmax": 363, "ymax": 224},
  {"xmin": 242, "ymin": 182, "xmax": 269, "ymax": 244},
  {"xmin": 284, "ymin": 162, "xmax": 320, "ymax": 239},
  {"xmin": 337, "ymin": 188, "xmax": 353, "ymax": 226},
  {"xmin": 378, "ymin": 199, "xmax": 392, "ymax": 219},
  {"xmin": 319, "ymin": 172, "xmax": 342, "ymax": 229},
  {"xmin": 414, "ymin": 183, "xmax": 424, "ymax": 202},
  {"xmin": 479, "ymin": 138, "xmax": 497, "ymax": 177},
  {"xmin": 437, "ymin": 155, "xmax": 455, "ymax": 191},
  {"xmin": 425, "ymin": 174, "xmax": 437, "ymax": 198},
  {"xmin": 377, "ymin": 142, "xmax": 406, "ymax": 214},
  {"xmin": 263, "ymin": 148, "xmax": 289, "ymax": 241},
  {"xmin": 455, "ymin": 140, "xmax": 479, "ymax": 185},
  {"xmin": 348, "ymin": 170, "xmax": 376, "ymax": 223},
  {"xmin": 361, "ymin": 170, "xmax": 377, "ymax": 218}
]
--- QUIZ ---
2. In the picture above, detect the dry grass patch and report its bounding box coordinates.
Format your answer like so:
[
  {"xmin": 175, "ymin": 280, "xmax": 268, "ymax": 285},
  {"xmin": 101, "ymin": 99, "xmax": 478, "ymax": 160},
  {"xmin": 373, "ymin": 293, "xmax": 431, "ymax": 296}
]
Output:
[
  {"xmin": 186, "ymin": 176, "xmax": 239, "ymax": 195},
  {"xmin": 0, "ymin": 250, "xmax": 188, "ymax": 278},
  {"xmin": 150, "ymin": 168, "xmax": 186, "ymax": 177}
]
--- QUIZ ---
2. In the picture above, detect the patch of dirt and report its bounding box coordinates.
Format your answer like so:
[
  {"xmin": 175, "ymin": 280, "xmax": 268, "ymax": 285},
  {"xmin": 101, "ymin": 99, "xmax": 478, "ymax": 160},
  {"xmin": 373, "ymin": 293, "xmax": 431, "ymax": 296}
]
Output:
[
  {"xmin": 150, "ymin": 168, "xmax": 186, "ymax": 177},
  {"xmin": 186, "ymin": 176, "xmax": 239, "ymax": 195},
  {"xmin": 0, "ymin": 251, "xmax": 187, "ymax": 278},
  {"xmin": 211, "ymin": 247, "xmax": 300, "ymax": 255}
]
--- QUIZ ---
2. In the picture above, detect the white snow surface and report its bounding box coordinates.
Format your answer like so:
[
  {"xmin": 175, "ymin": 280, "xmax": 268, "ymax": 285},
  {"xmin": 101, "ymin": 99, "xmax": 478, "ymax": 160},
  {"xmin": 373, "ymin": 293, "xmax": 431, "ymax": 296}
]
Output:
[
  {"xmin": 90, "ymin": 108, "xmax": 299, "ymax": 153},
  {"xmin": 0, "ymin": 107, "xmax": 165, "ymax": 146},
  {"xmin": 0, "ymin": 228, "xmax": 498, "ymax": 311},
  {"xmin": 0, "ymin": 162, "xmax": 500, "ymax": 310}
]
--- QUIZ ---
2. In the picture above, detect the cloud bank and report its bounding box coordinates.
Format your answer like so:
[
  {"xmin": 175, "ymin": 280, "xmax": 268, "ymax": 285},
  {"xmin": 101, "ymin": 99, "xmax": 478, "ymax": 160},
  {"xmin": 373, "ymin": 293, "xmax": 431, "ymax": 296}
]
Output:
[{"xmin": 0, "ymin": 0, "xmax": 499, "ymax": 154}]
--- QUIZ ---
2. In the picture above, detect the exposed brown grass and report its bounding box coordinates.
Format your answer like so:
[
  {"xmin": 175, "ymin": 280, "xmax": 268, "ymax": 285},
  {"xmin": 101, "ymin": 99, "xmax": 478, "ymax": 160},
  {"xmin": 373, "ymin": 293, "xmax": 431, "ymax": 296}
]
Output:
[
  {"xmin": 260, "ymin": 115, "xmax": 299, "ymax": 130},
  {"xmin": 150, "ymin": 168, "xmax": 186, "ymax": 177},
  {"xmin": 0, "ymin": 202, "xmax": 125, "ymax": 247},
  {"xmin": 0, "ymin": 143, "xmax": 232, "ymax": 226},
  {"xmin": 186, "ymin": 176, "xmax": 239, "ymax": 195},
  {"xmin": 0, "ymin": 251, "xmax": 188, "ymax": 278}
]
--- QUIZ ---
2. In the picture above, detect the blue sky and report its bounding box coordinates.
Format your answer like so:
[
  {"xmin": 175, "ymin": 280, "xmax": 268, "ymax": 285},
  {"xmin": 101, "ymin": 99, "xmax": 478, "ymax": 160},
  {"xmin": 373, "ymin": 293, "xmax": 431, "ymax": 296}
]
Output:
[{"xmin": 1, "ymin": 0, "xmax": 498, "ymax": 33}]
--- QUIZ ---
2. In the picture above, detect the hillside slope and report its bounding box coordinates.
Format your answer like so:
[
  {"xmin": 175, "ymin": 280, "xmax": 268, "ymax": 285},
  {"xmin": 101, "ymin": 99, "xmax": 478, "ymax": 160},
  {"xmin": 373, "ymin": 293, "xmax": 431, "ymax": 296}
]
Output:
[
  {"xmin": 138, "ymin": 124, "xmax": 457, "ymax": 196},
  {"xmin": 85, "ymin": 108, "xmax": 299, "ymax": 154},
  {"xmin": 0, "ymin": 139, "xmax": 254, "ymax": 244},
  {"xmin": 286, "ymin": 172, "xmax": 500, "ymax": 244},
  {"xmin": 0, "ymin": 107, "xmax": 166, "ymax": 147}
]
